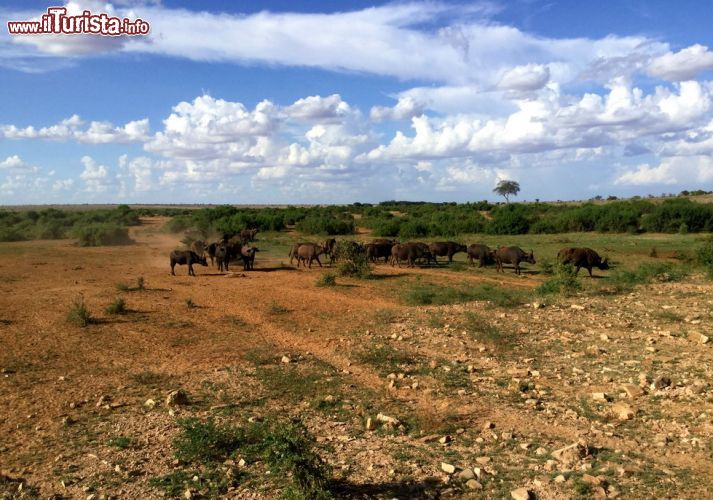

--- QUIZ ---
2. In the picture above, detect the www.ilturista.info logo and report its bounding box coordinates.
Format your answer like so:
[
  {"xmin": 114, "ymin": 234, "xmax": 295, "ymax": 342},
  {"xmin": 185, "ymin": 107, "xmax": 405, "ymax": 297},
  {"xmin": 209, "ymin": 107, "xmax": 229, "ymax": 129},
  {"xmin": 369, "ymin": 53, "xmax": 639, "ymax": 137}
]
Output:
[{"xmin": 7, "ymin": 7, "xmax": 150, "ymax": 36}]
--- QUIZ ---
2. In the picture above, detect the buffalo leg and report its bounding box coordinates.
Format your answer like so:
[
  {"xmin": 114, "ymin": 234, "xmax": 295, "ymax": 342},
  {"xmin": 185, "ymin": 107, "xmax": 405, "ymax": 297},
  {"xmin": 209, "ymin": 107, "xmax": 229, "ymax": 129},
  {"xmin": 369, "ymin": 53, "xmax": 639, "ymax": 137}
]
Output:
[
  {"xmin": 315, "ymin": 256, "xmax": 322, "ymax": 268},
  {"xmin": 575, "ymin": 266, "xmax": 581, "ymax": 276},
  {"xmin": 188, "ymin": 264, "xmax": 194, "ymax": 276}
]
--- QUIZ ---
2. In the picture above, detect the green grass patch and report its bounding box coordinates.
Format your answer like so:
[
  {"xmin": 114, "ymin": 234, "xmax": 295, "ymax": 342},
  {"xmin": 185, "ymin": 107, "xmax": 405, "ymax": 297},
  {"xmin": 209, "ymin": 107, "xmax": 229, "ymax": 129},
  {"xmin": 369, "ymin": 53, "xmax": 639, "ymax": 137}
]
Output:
[
  {"xmin": 130, "ymin": 371, "xmax": 170, "ymax": 386},
  {"xmin": 66, "ymin": 295, "xmax": 92, "ymax": 327},
  {"xmin": 107, "ymin": 436, "xmax": 133, "ymax": 450},
  {"xmin": 170, "ymin": 418, "xmax": 332, "ymax": 498},
  {"xmin": 536, "ymin": 263, "xmax": 582, "ymax": 296},
  {"xmin": 353, "ymin": 344, "xmax": 423, "ymax": 375},
  {"xmin": 601, "ymin": 261, "xmax": 688, "ymax": 293},
  {"xmin": 462, "ymin": 312, "xmax": 516, "ymax": 352},
  {"xmin": 315, "ymin": 272, "xmax": 337, "ymax": 287},
  {"xmin": 105, "ymin": 297, "xmax": 127, "ymax": 315}
]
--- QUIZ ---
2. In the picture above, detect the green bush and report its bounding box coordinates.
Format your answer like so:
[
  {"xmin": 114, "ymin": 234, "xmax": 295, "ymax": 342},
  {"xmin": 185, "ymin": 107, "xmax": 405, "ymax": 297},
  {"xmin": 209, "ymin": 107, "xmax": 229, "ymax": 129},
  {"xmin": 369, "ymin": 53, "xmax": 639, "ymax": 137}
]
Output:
[
  {"xmin": 487, "ymin": 204, "xmax": 530, "ymax": 234},
  {"xmin": 334, "ymin": 242, "xmax": 371, "ymax": 279},
  {"xmin": 72, "ymin": 223, "xmax": 132, "ymax": 246},
  {"xmin": 105, "ymin": 297, "xmax": 127, "ymax": 315},
  {"xmin": 316, "ymin": 272, "xmax": 337, "ymax": 287},
  {"xmin": 67, "ymin": 296, "xmax": 92, "ymax": 327},
  {"xmin": 536, "ymin": 263, "xmax": 582, "ymax": 296},
  {"xmin": 296, "ymin": 216, "xmax": 354, "ymax": 235}
]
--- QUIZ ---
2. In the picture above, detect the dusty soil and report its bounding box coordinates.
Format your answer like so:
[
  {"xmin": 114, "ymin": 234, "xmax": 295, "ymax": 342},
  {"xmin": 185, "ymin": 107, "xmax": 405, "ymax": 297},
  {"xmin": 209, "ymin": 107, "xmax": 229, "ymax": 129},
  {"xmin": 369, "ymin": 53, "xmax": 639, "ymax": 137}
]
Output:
[{"xmin": 1, "ymin": 218, "xmax": 712, "ymax": 499}]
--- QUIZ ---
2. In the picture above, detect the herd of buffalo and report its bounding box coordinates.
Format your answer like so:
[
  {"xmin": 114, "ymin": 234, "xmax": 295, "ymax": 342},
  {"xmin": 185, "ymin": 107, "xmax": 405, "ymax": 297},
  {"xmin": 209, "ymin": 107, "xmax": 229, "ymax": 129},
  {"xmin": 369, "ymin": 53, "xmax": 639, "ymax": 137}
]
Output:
[{"xmin": 169, "ymin": 229, "xmax": 610, "ymax": 278}]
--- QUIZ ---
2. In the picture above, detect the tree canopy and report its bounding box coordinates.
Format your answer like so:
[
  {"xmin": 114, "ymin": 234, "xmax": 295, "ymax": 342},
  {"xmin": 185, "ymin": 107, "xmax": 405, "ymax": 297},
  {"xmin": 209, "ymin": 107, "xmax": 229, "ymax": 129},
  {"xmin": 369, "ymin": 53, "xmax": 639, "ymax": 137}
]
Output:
[{"xmin": 493, "ymin": 180, "xmax": 520, "ymax": 203}]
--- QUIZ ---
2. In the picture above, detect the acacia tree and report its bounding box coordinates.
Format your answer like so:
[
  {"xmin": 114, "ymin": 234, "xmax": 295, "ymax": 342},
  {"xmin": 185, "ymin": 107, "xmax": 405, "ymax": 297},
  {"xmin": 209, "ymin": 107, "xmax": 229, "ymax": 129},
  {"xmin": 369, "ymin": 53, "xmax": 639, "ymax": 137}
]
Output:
[{"xmin": 493, "ymin": 180, "xmax": 520, "ymax": 203}]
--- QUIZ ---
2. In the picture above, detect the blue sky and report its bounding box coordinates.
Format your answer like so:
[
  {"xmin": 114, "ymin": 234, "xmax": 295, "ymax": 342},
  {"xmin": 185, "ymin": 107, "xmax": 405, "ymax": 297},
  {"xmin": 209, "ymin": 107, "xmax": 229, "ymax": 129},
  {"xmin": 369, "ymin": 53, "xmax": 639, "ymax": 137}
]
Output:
[{"xmin": 2, "ymin": 1, "xmax": 713, "ymax": 204}]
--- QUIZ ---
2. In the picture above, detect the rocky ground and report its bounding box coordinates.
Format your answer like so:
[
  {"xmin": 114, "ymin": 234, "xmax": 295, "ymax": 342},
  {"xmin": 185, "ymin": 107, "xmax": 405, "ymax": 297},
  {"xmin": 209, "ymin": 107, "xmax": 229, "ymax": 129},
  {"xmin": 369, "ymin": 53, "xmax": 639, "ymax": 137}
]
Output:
[{"xmin": 1, "ymin": 218, "xmax": 712, "ymax": 499}]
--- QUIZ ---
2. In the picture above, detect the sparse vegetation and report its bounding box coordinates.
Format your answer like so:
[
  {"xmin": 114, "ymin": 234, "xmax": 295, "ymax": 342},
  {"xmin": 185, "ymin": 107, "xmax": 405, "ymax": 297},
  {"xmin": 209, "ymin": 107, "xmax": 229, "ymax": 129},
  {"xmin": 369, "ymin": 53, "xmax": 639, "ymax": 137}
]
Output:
[
  {"xmin": 267, "ymin": 301, "xmax": 289, "ymax": 314},
  {"xmin": 185, "ymin": 297, "xmax": 197, "ymax": 309},
  {"xmin": 105, "ymin": 297, "xmax": 127, "ymax": 315},
  {"xmin": 66, "ymin": 295, "xmax": 92, "ymax": 327},
  {"xmin": 536, "ymin": 262, "xmax": 582, "ymax": 296},
  {"xmin": 316, "ymin": 272, "xmax": 337, "ymax": 287},
  {"xmin": 107, "ymin": 436, "xmax": 133, "ymax": 449}
]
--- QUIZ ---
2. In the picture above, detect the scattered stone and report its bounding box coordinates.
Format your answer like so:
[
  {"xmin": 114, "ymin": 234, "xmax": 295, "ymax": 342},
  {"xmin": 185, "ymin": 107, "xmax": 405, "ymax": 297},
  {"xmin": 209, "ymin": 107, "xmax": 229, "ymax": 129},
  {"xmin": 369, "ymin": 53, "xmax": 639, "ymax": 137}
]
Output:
[
  {"xmin": 465, "ymin": 479, "xmax": 482, "ymax": 490},
  {"xmin": 482, "ymin": 421, "xmax": 495, "ymax": 430},
  {"xmin": 365, "ymin": 418, "xmax": 375, "ymax": 431},
  {"xmin": 165, "ymin": 389, "xmax": 189, "ymax": 407},
  {"xmin": 143, "ymin": 399, "xmax": 156, "ymax": 409},
  {"xmin": 439, "ymin": 435, "xmax": 452, "ymax": 444},
  {"xmin": 591, "ymin": 392, "xmax": 610, "ymax": 402},
  {"xmin": 475, "ymin": 456, "xmax": 491, "ymax": 464},
  {"xmin": 611, "ymin": 402, "xmax": 635, "ymax": 421},
  {"xmin": 653, "ymin": 376, "xmax": 672, "ymax": 390},
  {"xmin": 510, "ymin": 487, "xmax": 533, "ymax": 500},
  {"xmin": 552, "ymin": 442, "xmax": 588, "ymax": 468},
  {"xmin": 688, "ymin": 332, "xmax": 710, "ymax": 344},
  {"xmin": 582, "ymin": 474, "xmax": 602, "ymax": 486},
  {"xmin": 620, "ymin": 384, "xmax": 644, "ymax": 399},
  {"xmin": 554, "ymin": 474, "xmax": 567, "ymax": 483},
  {"xmin": 281, "ymin": 355, "xmax": 291, "ymax": 364},
  {"xmin": 376, "ymin": 413, "xmax": 400, "ymax": 425},
  {"xmin": 457, "ymin": 468, "xmax": 475, "ymax": 481},
  {"xmin": 441, "ymin": 462, "xmax": 456, "ymax": 474},
  {"xmin": 570, "ymin": 304, "xmax": 585, "ymax": 310},
  {"xmin": 535, "ymin": 447, "xmax": 547, "ymax": 456}
]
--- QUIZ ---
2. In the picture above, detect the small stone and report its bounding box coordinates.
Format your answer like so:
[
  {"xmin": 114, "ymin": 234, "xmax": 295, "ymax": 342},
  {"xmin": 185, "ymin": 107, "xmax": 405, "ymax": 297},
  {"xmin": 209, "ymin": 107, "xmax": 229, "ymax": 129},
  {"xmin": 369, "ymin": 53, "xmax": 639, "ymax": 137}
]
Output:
[
  {"xmin": 61, "ymin": 416, "xmax": 74, "ymax": 426},
  {"xmin": 688, "ymin": 332, "xmax": 710, "ymax": 344},
  {"xmin": 554, "ymin": 474, "xmax": 567, "ymax": 483},
  {"xmin": 591, "ymin": 392, "xmax": 610, "ymax": 402},
  {"xmin": 482, "ymin": 421, "xmax": 495, "ymax": 430},
  {"xmin": 165, "ymin": 390, "xmax": 189, "ymax": 407},
  {"xmin": 457, "ymin": 468, "xmax": 475, "ymax": 481},
  {"xmin": 653, "ymin": 376, "xmax": 672, "ymax": 389},
  {"xmin": 365, "ymin": 418, "xmax": 375, "ymax": 431},
  {"xmin": 510, "ymin": 487, "xmax": 533, "ymax": 500},
  {"xmin": 376, "ymin": 413, "xmax": 400, "ymax": 425},
  {"xmin": 600, "ymin": 334, "xmax": 609, "ymax": 341},
  {"xmin": 238, "ymin": 458, "xmax": 247, "ymax": 467},
  {"xmin": 620, "ymin": 384, "xmax": 644, "ymax": 399},
  {"xmin": 439, "ymin": 435, "xmax": 452, "ymax": 444},
  {"xmin": 570, "ymin": 304, "xmax": 585, "ymax": 310},
  {"xmin": 582, "ymin": 474, "xmax": 602, "ymax": 486},
  {"xmin": 184, "ymin": 489, "xmax": 192, "ymax": 499},
  {"xmin": 552, "ymin": 442, "xmax": 588, "ymax": 467},
  {"xmin": 441, "ymin": 462, "xmax": 456, "ymax": 474},
  {"xmin": 465, "ymin": 479, "xmax": 482, "ymax": 490},
  {"xmin": 611, "ymin": 402, "xmax": 635, "ymax": 421},
  {"xmin": 281, "ymin": 355, "xmax": 291, "ymax": 364},
  {"xmin": 475, "ymin": 456, "xmax": 491, "ymax": 464},
  {"xmin": 535, "ymin": 447, "xmax": 547, "ymax": 456},
  {"xmin": 144, "ymin": 399, "xmax": 156, "ymax": 409}
]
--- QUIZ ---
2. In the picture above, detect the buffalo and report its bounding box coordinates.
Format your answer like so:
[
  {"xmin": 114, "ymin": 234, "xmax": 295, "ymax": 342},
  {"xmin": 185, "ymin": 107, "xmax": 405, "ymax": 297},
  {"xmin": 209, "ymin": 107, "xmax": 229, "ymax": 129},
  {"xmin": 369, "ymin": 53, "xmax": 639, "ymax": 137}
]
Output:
[
  {"xmin": 558, "ymin": 247, "xmax": 609, "ymax": 277},
  {"xmin": 365, "ymin": 241, "xmax": 394, "ymax": 263},
  {"xmin": 467, "ymin": 244, "xmax": 495, "ymax": 267},
  {"xmin": 215, "ymin": 244, "xmax": 232, "ymax": 272},
  {"xmin": 391, "ymin": 243, "xmax": 432, "ymax": 268},
  {"xmin": 207, "ymin": 242, "xmax": 219, "ymax": 266},
  {"xmin": 296, "ymin": 243, "xmax": 326, "ymax": 268},
  {"xmin": 428, "ymin": 241, "xmax": 467, "ymax": 263},
  {"xmin": 240, "ymin": 228, "xmax": 259, "ymax": 242},
  {"xmin": 324, "ymin": 238, "xmax": 337, "ymax": 264},
  {"xmin": 240, "ymin": 245, "xmax": 259, "ymax": 271},
  {"xmin": 495, "ymin": 246, "xmax": 536, "ymax": 275},
  {"xmin": 170, "ymin": 250, "xmax": 208, "ymax": 277},
  {"xmin": 289, "ymin": 242, "xmax": 311, "ymax": 265}
]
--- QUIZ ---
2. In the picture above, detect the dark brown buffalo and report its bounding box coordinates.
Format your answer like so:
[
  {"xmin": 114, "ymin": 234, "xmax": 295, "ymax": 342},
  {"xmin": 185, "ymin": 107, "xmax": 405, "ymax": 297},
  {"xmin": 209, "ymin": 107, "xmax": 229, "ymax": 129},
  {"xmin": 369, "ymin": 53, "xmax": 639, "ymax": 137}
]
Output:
[
  {"xmin": 207, "ymin": 242, "xmax": 218, "ymax": 266},
  {"xmin": 391, "ymin": 243, "xmax": 431, "ymax": 268},
  {"xmin": 296, "ymin": 243, "xmax": 326, "ymax": 268},
  {"xmin": 428, "ymin": 241, "xmax": 467, "ymax": 263},
  {"xmin": 240, "ymin": 245, "xmax": 259, "ymax": 271},
  {"xmin": 558, "ymin": 247, "xmax": 609, "ymax": 277},
  {"xmin": 324, "ymin": 238, "xmax": 337, "ymax": 264},
  {"xmin": 495, "ymin": 246, "xmax": 536, "ymax": 275},
  {"xmin": 215, "ymin": 244, "xmax": 231, "ymax": 272},
  {"xmin": 170, "ymin": 250, "xmax": 208, "ymax": 276},
  {"xmin": 557, "ymin": 247, "xmax": 576, "ymax": 262},
  {"xmin": 365, "ymin": 241, "xmax": 394, "ymax": 263},
  {"xmin": 240, "ymin": 228, "xmax": 259, "ymax": 242},
  {"xmin": 467, "ymin": 244, "xmax": 495, "ymax": 267}
]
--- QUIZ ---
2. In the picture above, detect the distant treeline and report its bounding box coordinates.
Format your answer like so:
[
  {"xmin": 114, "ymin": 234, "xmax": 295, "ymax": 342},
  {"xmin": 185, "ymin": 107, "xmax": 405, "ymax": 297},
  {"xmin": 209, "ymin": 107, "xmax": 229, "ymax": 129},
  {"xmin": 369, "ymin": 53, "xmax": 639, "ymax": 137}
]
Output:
[
  {"xmin": 0, "ymin": 205, "xmax": 190, "ymax": 245},
  {"xmin": 2, "ymin": 198, "xmax": 713, "ymax": 243},
  {"xmin": 165, "ymin": 198, "xmax": 713, "ymax": 237}
]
